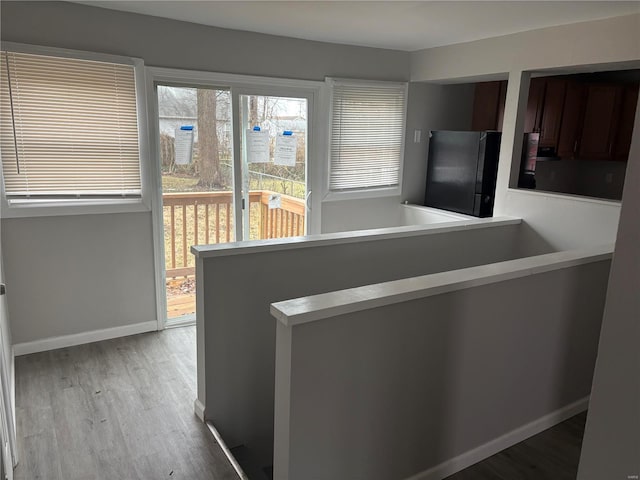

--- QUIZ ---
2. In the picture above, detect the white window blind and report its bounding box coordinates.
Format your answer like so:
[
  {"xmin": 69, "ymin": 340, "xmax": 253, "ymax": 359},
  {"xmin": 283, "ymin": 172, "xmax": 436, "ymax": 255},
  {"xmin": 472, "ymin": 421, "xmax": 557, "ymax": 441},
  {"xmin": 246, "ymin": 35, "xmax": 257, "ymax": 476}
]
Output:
[
  {"xmin": 0, "ymin": 50, "xmax": 141, "ymax": 199},
  {"xmin": 329, "ymin": 79, "xmax": 407, "ymax": 191}
]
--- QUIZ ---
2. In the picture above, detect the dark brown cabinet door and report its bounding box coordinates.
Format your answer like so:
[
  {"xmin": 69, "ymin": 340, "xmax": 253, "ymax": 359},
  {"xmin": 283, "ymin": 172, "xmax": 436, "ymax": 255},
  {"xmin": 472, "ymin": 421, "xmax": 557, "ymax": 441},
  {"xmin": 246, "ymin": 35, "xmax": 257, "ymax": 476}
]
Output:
[
  {"xmin": 613, "ymin": 84, "xmax": 639, "ymax": 161},
  {"xmin": 496, "ymin": 80, "xmax": 508, "ymax": 131},
  {"xmin": 557, "ymin": 82, "xmax": 586, "ymax": 159},
  {"xmin": 471, "ymin": 81, "xmax": 502, "ymax": 131},
  {"xmin": 525, "ymin": 78, "xmax": 545, "ymax": 133},
  {"xmin": 538, "ymin": 79, "xmax": 566, "ymax": 148},
  {"xmin": 578, "ymin": 84, "xmax": 622, "ymax": 160}
]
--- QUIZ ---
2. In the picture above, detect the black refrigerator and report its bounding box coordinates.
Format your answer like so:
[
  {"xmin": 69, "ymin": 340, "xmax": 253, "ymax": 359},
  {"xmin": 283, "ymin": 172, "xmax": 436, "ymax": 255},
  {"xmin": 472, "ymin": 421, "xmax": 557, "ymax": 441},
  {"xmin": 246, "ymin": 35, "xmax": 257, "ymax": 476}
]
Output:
[{"xmin": 424, "ymin": 130, "xmax": 501, "ymax": 218}]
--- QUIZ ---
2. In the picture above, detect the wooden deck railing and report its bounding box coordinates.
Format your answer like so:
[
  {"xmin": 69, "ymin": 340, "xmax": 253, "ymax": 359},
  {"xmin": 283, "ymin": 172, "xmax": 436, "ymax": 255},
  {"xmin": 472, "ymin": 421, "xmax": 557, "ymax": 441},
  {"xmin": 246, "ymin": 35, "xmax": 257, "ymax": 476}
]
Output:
[{"xmin": 163, "ymin": 190, "xmax": 305, "ymax": 278}]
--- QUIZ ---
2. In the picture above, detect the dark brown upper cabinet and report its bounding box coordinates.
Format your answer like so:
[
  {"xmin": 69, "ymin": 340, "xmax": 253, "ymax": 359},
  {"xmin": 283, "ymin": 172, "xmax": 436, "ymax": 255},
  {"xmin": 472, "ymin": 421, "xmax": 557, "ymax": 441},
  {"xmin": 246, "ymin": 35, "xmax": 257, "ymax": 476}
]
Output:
[
  {"xmin": 525, "ymin": 78, "xmax": 546, "ymax": 133},
  {"xmin": 578, "ymin": 84, "xmax": 622, "ymax": 161},
  {"xmin": 537, "ymin": 79, "xmax": 566, "ymax": 148},
  {"xmin": 471, "ymin": 81, "xmax": 508, "ymax": 131},
  {"xmin": 556, "ymin": 82, "xmax": 586, "ymax": 159},
  {"xmin": 525, "ymin": 78, "xmax": 567, "ymax": 148},
  {"xmin": 525, "ymin": 73, "xmax": 638, "ymax": 162},
  {"xmin": 613, "ymin": 84, "xmax": 640, "ymax": 161},
  {"xmin": 474, "ymin": 72, "xmax": 638, "ymax": 162}
]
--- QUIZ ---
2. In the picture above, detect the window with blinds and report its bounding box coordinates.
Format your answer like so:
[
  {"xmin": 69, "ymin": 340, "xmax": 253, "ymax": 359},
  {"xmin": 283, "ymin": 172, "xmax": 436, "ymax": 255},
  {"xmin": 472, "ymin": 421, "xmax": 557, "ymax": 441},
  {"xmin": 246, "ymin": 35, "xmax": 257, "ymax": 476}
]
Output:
[
  {"xmin": 0, "ymin": 50, "xmax": 141, "ymax": 200},
  {"xmin": 329, "ymin": 79, "xmax": 407, "ymax": 192}
]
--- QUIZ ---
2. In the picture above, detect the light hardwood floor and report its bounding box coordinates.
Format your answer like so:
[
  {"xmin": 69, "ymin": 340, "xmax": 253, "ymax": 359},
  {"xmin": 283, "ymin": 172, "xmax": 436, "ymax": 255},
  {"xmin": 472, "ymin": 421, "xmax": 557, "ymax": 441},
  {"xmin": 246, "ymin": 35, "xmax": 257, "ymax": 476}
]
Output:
[
  {"xmin": 13, "ymin": 325, "xmax": 587, "ymax": 480},
  {"xmin": 13, "ymin": 326, "xmax": 237, "ymax": 480}
]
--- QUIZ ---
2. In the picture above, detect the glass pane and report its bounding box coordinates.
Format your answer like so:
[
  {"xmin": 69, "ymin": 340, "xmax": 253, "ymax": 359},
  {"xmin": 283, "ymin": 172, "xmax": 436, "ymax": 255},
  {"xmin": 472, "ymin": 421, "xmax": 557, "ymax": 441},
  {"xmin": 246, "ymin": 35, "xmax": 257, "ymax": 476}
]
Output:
[
  {"xmin": 157, "ymin": 85, "xmax": 233, "ymax": 321},
  {"xmin": 240, "ymin": 94, "xmax": 307, "ymax": 241}
]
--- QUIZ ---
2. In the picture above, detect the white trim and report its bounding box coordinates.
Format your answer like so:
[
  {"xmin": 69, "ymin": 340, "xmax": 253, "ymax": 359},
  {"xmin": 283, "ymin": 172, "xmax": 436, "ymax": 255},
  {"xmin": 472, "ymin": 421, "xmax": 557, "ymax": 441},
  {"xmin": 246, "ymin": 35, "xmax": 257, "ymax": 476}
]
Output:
[
  {"xmin": 0, "ymin": 199, "xmax": 150, "ymax": 219},
  {"xmin": 13, "ymin": 321, "xmax": 158, "ymax": 356},
  {"xmin": 193, "ymin": 398, "xmax": 206, "ymax": 422},
  {"xmin": 205, "ymin": 421, "xmax": 249, "ymax": 480},
  {"xmin": 271, "ymin": 244, "xmax": 613, "ymax": 326},
  {"xmin": 231, "ymin": 90, "xmax": 243, "ymax": 242},
  {"xmin": 273, "ymin": 322, "xmax": 293, "ymax": 480},
  {"xmin": 165, "ymin": 314, "xmax": 196, "ymax": 329},
  {"xmin": 145, "ymin": 70, "xmax": 168, "ymax": 331},
  {"xmin": 403, "ymin": 396, "xmax": 590, "ymax": 480},
  {"xmin": 322, "ymin": 188, "xmax": 401, "ymax": 202},
  {"xmin": 192, "ymin": 216, "xmax": 521, "ymax": 259}
]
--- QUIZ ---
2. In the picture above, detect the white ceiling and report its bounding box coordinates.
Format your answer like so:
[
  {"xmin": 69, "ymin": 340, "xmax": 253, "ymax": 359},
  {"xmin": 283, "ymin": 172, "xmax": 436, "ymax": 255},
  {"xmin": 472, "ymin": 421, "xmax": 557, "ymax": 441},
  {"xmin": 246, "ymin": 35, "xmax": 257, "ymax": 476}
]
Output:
[{"xmin": 75, "ymin": 1, "xmax": 640, "ymax": 51}]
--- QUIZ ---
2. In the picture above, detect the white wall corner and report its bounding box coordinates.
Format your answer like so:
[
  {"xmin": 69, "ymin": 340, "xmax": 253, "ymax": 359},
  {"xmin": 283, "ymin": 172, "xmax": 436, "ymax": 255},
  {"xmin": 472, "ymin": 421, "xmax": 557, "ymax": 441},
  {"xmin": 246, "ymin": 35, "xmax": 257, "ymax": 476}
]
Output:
[
  {"xmin": 193, "ymin": 398, "xmax": 206, "ymax": 422},
  {"xmin": 493, "ymin": 70, "xmax": 529, "ymax": 216}
]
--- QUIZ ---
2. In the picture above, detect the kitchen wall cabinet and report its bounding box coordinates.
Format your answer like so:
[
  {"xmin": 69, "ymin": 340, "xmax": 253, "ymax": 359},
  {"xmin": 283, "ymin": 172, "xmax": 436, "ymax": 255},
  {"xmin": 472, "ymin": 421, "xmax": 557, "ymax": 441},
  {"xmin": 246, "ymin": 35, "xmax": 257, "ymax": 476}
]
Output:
[
  {"xmin": 613, "ymin": 84, "xmax": 640, "ymax": 161},
  {"xmin": 524, "ymin": 78, "xmax": 568, "ymax": 149},
  {"xmin": 578, "ymin": 84, "xmax": 622, "ymax": 161},
  {"xmin": 471, "ymin": 80, "xmax": 507, "ymax": 131},
  {"xmin": 538, "ymin": 79, "xmax": 567, "ymax": 148},
  {"xmin": 524, "ymin": 78, "xmax": 546, "ymax": 134},
  {"xmin": 556, "ymin": 82, "xmax": 586, "ymax": 159},
  {"xmin": 471, "ymin": 73, "xmax": 638, "ymax": 163}
]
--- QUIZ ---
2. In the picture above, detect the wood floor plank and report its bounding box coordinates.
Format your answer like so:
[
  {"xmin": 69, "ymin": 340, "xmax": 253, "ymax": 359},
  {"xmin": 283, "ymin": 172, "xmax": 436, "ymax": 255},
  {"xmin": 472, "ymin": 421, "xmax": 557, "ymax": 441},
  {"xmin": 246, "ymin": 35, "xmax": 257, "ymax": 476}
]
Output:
[
  {"xmin": 13, "ymin": 325, "xmax": 587, "ymax": 480},
  {"xmin": 13, "ymin": 326, "xmax": 237, "ymax": 480}
]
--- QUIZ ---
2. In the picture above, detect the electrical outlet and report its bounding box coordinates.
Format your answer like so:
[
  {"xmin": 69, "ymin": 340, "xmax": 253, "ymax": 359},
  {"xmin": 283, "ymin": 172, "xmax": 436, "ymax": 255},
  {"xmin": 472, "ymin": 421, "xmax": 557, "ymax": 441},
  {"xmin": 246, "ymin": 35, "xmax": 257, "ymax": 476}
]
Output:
[{"xmin": 414, "ymin": 130, "xmax": 422, "ymax": 143}]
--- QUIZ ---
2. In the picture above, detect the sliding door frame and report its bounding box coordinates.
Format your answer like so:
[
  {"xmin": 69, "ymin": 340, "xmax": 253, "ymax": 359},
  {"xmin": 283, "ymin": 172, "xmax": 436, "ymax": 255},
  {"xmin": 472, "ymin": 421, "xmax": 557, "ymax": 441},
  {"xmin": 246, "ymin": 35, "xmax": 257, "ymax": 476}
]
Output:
[
  {"xmin": 232, "ymin": 85, "xmax": 317, "ymax": 241},
  {"xmin": 145, "ymin": 67, "xmax": 324, "ymax": 329}
]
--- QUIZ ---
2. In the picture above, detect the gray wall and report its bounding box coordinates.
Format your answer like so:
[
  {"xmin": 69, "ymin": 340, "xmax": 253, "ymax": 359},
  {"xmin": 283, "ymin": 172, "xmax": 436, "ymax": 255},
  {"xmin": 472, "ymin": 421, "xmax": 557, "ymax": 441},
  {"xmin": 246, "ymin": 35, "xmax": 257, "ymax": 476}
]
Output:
[
  {"xmin": 410, "ymin": 14, "xmax": 640, "ymax": 83},
  {"xmin": 402, "ymin": 82, "xmax": 475, "ymax": 204},
  {"xmin": 0, "ymin": 2, "xmax": 409, "ymax": 82},
  {"xmin": 278, "ymin": 260, "xmax": 611, "ymax": 479},
  {"xmin": 577, "ymin": 74, "xmax": 640, "ymax": 479},
  {"xmin": 2, "ymin": 213, "xmax": 156, "ymax": 344},
  {"xmin": 0, "ymin": 1, "xmax": 411, "ymax": 345},
  {"xmin": 198, "ymin": 222, "xmax": 550, "ymax": 467}
]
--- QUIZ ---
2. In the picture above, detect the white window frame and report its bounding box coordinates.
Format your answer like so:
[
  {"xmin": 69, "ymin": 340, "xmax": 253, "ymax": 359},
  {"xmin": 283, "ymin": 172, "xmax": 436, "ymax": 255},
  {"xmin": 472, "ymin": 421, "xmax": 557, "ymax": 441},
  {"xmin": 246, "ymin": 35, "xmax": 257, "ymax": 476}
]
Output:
[
  {"xmin": 0, "ymin": 42, "xmax": 151, "ymax": 218},
  {"xmin": 323, "ymin": 77, "xmax": 408, "ymax": 202}
]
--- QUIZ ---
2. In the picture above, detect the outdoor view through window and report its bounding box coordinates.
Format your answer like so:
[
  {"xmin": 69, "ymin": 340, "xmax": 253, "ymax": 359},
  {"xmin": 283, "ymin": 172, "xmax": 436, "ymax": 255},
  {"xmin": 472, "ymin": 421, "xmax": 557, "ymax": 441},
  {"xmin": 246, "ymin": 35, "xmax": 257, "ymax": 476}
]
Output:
[{"xmin": 157, "ymin": 85, "xmax": 308, "ymax": 321}]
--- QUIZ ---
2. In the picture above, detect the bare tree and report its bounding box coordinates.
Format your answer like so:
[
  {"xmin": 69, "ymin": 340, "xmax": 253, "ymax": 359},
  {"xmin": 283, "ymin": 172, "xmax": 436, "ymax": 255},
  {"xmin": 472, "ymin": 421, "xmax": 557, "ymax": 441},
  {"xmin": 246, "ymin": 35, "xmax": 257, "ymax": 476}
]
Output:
[
  {"xmin": 160, "ymin": 133, "xmax": 175, "ymax": 170},
  {"xmin": 197, "ymin": 89, "xmax": 223, "ymax": 188},
  {"xmin": 249, "ymin": 96, "xmax": 259, "ymax": 127}
]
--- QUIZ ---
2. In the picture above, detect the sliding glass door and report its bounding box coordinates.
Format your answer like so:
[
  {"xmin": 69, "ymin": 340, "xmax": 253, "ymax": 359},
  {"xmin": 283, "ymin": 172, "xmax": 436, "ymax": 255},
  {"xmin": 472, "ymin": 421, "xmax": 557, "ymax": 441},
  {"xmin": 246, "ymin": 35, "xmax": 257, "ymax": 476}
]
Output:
[
  {"xmin": 238, "ymin": 92, "xmax": 308, "ymax": 240},
  {"xmin": 151, "ymin": 74, "xmax": 316, "ymax": 325}
]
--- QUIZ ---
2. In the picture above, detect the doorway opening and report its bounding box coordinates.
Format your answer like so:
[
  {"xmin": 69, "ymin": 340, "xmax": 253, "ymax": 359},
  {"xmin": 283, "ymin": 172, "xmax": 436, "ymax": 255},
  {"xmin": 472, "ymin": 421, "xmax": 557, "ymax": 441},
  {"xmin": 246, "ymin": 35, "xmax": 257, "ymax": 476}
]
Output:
[
  {"xmin": 157, "ymin": 85, "xmax": 234, "ymax": 323},
  {"xmin": 156, "ymin": 85, "xmax": 309, "ymax": 325}
]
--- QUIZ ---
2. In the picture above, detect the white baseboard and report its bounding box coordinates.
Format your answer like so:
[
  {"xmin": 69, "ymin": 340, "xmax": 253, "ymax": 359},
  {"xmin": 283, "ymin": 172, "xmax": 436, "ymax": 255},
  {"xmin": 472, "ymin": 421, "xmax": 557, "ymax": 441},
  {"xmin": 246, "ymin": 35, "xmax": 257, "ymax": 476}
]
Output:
[
  {"xmin": 404, "ymin": 396, "xmax": 590, "ymax": 480},
  {"xmin": 13, "ymin": 321, "xmax": 158, "ymax": 356},
  {"xmin": 194, "ymin": 398, "xmax": 206, "ymax": 422}
]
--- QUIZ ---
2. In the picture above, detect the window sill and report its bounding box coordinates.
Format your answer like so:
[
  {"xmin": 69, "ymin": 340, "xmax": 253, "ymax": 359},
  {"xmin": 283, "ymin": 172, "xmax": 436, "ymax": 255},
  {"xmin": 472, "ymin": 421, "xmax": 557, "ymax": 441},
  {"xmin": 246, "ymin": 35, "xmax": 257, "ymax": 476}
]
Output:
[
  {"xmin": 1, "ymin": 197, "xmax": 151, "ymax": 219},
  {"xmin": 322, "ymin": 186, "xmax": 401, "ymax": 202}
]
